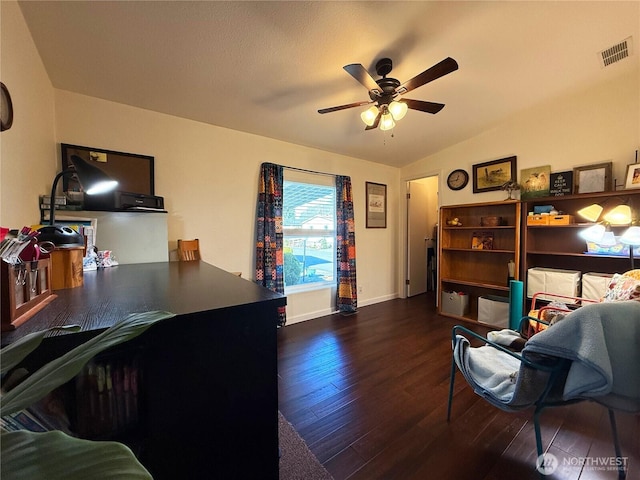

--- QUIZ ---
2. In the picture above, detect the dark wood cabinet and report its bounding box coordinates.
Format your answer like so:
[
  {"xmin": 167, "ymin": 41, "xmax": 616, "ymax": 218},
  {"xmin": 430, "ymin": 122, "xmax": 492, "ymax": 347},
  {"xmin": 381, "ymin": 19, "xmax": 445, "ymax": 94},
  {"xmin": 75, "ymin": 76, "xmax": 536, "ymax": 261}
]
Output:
[
  {"xmin": 521, "ymin": 190, "xmax": 640, "ymax": 296},
  {"xmin": 1, "ymin": 262, "xmax": 286, "ymax": 480}
]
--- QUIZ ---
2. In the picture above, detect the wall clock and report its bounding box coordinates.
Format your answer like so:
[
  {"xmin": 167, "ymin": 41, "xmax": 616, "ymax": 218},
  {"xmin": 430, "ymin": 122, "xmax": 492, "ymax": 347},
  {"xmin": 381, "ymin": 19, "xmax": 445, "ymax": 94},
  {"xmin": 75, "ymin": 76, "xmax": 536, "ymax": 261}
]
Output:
[
  {"xmin": 1, "ymin": 82, "xmax": 13, "ymax": 132},
  {"xmin": 447, "ymin": 169, "xmax": 469, "ymax": 190}
]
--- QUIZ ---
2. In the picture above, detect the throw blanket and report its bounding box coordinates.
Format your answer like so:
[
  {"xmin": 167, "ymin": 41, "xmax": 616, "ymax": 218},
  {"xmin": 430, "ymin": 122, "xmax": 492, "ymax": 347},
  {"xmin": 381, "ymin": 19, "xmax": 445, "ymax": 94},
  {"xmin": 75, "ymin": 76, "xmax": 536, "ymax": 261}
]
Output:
[
  {"xmin": 454, "ymin": 336, "xmax": 556, "ymax": 410},
  {"xmin": 523, "ymin": 301, "xmax": 640, "ymax": 409}
]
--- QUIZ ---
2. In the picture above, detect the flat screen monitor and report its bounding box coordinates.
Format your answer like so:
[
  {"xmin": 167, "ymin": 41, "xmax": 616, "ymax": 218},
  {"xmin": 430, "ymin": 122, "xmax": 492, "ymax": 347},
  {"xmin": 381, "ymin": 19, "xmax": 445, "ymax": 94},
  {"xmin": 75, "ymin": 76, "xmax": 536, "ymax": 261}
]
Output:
[{"xmin": 61, "ymin": 143, "xmax": 155, "ymax": 196}]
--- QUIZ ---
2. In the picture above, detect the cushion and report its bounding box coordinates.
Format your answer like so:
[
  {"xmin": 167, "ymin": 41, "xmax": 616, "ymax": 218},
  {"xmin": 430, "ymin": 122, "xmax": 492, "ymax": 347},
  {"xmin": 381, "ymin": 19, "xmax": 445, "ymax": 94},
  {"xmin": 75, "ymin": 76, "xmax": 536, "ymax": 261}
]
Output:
[{"xmin": 602, "ymin": 273, "xmax": 640, "ymax": 302}]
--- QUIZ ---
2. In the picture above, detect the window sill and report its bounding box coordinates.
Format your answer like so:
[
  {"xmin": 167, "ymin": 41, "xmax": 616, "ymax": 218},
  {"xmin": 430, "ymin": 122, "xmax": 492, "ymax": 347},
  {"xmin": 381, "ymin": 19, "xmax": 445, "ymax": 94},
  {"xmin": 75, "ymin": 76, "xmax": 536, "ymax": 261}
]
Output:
[{"xmin": 285, "ymin": 282, "xmax": 334, "ymax": 295}]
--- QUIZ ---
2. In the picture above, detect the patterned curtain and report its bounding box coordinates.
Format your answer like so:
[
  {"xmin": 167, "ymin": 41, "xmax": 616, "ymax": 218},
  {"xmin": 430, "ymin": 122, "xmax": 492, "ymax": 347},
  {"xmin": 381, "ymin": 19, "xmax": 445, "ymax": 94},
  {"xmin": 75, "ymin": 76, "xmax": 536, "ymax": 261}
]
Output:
[
  {"xmin": 255, "ymin": 162, "xmax": 286, "ymax": 326},
  {"xmin": 336, "ymin": 175, "xmax": 357, "ymax": 313}
]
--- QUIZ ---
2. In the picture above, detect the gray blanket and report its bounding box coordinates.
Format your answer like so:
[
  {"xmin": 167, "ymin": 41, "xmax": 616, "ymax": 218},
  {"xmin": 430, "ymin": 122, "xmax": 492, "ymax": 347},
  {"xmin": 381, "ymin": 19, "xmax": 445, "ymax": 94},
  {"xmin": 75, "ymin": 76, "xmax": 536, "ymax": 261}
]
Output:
[
  {"xmin": 453, "ymin": 301, "xmax": 640, "ymax": 411},
  {"xmin": 523, "ymin": 300, "xmax": 640, "ymax": 408}
]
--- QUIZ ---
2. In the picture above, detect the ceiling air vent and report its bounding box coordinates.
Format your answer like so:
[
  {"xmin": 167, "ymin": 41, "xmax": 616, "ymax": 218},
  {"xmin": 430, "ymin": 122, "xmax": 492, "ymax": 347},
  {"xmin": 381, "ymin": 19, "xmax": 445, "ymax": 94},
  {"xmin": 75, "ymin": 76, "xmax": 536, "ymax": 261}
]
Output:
[{"xmin": 598, "ymin": 36, "xmax": 633, "ymax": 67}]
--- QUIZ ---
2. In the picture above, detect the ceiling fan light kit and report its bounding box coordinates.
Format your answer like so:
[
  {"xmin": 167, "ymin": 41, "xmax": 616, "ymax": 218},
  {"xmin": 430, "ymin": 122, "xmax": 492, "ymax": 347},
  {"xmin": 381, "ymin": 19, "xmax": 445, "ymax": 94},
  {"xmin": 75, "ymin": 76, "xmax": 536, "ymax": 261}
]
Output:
[{"xmin": 319, "ymin": 56, "xmax": 458, "ymax": 132}]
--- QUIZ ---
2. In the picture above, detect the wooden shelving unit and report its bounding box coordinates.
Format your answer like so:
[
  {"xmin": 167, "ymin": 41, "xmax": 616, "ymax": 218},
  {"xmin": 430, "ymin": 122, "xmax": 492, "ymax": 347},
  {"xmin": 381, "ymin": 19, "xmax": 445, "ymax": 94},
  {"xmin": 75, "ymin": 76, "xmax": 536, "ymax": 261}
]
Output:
[
  {"xmin": 521, "ymin": 189, "xmax": 640, "ymax": 295},
  {"xmin": 438, "ymin": 200, "xmax": 521, "ymax": 324}
]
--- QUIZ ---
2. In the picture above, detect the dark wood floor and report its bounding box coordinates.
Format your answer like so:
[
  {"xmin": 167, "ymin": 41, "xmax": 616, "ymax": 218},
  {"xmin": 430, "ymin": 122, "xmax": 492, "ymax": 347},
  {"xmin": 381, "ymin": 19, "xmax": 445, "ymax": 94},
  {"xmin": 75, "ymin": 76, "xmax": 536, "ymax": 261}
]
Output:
[{"xmin": 277, "ymin": 293, "xmax": 639, "ymax": 480}]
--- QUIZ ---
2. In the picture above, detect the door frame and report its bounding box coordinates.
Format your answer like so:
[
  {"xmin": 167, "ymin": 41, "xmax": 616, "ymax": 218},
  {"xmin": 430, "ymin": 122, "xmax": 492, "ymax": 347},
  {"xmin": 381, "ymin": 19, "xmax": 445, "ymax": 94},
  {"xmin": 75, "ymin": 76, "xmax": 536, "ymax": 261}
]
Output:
[{"xmin": 398, "ymin": 169, "xmax": 441, "ymax": 299}]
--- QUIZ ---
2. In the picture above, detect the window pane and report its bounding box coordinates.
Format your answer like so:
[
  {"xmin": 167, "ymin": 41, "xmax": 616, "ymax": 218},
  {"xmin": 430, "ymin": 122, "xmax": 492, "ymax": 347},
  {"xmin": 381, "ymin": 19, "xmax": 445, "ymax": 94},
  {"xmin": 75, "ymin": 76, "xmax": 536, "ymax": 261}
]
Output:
[
  {"xmin": 283, "ymin": 177, "xmax": 335, "ymax": 289},
  {"xmin": 284, "ymin": 236, "xmax": 334, "ymax": 287}
]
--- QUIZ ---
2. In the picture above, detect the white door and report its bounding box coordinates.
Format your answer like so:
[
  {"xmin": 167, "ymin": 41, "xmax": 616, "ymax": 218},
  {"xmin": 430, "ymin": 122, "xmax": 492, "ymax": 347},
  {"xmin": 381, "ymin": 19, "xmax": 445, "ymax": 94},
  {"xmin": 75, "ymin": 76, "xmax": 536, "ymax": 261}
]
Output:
[{"xmin": 407, "ymin": 177, "xmax": 437, "ymax": 297}]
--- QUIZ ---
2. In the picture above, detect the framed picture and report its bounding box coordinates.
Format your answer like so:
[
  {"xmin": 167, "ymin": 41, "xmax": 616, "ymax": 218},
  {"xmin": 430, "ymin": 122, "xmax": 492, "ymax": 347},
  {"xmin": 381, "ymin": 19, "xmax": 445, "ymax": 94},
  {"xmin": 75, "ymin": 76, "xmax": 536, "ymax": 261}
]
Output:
[
  {"xmin": 573, "ymin": 162, "xmax": 612, "ymax": 194},
  {"xmin": 549, "ymin": 170, "xmax": 573, "ymax": 196},
  {"xmin": 366, "ymin": 182, "xmax": 387, "ymax": 228},
  {"xmin": 520, "ymin": 165, "xmax": 551, "ymax": 200},
  {"xmin": 472, "ymin": 156, "xmax": 517, "ymax": 193},
  {"xmin": 624, "ymin": 163, "xmax": 640, "ymax": 190}
]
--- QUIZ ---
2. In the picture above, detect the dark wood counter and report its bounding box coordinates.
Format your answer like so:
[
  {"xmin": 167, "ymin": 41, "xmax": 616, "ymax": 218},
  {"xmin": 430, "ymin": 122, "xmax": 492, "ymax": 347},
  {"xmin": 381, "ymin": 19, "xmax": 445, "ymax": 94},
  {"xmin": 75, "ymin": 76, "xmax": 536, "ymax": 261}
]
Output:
[{"xmin": 2, "ymin": 262, "xmax": 286, "ymax": 480}]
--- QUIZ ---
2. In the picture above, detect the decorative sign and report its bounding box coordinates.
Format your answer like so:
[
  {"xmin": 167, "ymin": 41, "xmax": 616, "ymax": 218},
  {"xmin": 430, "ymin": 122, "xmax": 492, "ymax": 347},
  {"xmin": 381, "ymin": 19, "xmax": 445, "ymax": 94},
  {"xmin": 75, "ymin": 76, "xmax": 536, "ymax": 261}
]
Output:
[{"xmin": 549, "ymin": 171, "xmax": 573, "ymax": 196}]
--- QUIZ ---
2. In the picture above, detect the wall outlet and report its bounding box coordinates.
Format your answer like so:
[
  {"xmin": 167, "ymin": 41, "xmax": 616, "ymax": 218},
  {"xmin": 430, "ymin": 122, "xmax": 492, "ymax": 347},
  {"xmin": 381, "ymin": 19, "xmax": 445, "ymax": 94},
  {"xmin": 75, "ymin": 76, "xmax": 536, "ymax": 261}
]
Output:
[{"xmin": 358, "ymin": 286, "xmax": 363, "ymax": 293}]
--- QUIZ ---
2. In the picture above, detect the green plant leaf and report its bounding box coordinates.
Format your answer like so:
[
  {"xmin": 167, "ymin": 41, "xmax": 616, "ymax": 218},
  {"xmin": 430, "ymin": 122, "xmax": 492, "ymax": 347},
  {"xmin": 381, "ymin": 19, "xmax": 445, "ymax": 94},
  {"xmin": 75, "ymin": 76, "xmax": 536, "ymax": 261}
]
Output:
[
  {"xmin": 0, "ymin": 430, "xmax": 152, "ymax": 479},
  {"xmin": 1, "ymin": 310, "xmax": 174, "ymax": 416},
  {"xmin": 1, "ymin": 325, "xmax": 81, "ymax": 376}
]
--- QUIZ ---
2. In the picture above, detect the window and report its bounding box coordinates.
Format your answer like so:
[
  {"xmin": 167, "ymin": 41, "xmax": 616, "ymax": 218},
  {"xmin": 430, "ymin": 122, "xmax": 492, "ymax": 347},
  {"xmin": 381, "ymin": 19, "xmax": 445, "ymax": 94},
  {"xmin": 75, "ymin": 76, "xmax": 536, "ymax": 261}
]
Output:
[{"xmin": 283, "ymin": 170, "xmax": 335, "ymax": 291}]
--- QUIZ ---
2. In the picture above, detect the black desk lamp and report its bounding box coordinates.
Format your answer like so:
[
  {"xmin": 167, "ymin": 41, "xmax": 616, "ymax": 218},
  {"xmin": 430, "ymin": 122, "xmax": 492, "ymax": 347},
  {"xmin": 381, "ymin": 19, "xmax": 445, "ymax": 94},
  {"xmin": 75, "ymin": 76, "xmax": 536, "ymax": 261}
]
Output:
[{"xmin": 38, "ymin": 155, "xmax": 118, "ymax": 246}]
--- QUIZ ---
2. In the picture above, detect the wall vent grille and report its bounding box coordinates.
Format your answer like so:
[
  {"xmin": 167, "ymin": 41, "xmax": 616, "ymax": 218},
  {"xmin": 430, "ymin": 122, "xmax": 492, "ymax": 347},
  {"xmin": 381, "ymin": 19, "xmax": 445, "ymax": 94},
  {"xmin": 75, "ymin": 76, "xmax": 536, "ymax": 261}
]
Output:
[{"xmin": 599, "ymin": 37, "xmax": 632, "ymax": 67}]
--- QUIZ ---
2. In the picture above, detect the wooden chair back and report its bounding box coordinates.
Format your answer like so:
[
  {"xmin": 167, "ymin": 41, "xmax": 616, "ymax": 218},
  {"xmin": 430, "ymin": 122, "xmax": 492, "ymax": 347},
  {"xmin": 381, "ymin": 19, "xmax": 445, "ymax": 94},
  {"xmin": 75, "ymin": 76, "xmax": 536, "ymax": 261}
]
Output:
[{"xmin": 177, "ymin": 239, "xmax": 201, "ymax": 262}]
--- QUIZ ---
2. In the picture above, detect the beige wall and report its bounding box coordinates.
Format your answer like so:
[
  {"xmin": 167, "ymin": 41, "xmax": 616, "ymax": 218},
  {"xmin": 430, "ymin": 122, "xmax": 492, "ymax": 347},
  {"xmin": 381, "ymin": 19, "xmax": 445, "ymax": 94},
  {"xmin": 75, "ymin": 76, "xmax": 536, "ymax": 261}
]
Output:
[
  {"xmin": 0, "ymin": 1, "xmax": 57, "ymax": 226},
  {"xmin": 401, "ymin": 70, "xmax": 640, "ymax": 206},
  {"xmin": 53, "ymin": 90, "xmax": 399, "ymax": 323}
]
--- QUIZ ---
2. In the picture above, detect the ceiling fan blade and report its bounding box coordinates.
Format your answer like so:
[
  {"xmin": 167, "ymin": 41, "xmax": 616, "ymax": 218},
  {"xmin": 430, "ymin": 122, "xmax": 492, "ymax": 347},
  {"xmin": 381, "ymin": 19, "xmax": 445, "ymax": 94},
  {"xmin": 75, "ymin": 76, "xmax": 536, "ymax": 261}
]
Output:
[
  {"xmin": 365, "ymin": 112, "xmax": 381, "ymax": 130},
  {"xmin": 396, "ymin": 57, "xmax": 458, "ymax": 95},
  {"xmin": 402, "ymin": 98, "xmax": 445, "ymax": 114},
  {"xmin": 343, "ymin": 64, "xmax": 382, "ymax": 96},
  {"xmin": 318, "ymin": 100, "xmax": 372, "ymax": 114}
]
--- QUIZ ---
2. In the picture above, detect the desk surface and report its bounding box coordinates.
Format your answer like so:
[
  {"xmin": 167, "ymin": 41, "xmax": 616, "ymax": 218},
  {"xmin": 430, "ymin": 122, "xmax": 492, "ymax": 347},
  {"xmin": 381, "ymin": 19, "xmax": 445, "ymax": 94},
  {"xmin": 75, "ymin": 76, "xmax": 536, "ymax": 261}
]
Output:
[{"xmin": 2, "ymin": 261, "xmax": 286, "ymax": 345}]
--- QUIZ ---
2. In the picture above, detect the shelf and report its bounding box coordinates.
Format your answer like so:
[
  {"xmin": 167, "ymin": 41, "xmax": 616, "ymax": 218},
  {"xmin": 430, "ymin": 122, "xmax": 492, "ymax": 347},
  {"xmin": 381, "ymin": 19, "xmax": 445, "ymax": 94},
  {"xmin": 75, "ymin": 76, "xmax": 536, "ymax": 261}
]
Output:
[
  {"xmin": 442, "ymin": 248, "xmax": 515, "ymax": 254},
  {"xmin": 443, "ymin": 225, "xmax": 516, "ymax": 230},
  {"xmin": 527, "ymin": 250, "xmax": 632, "ymax": 259},
  {"xmin": 441, "ymin": 278, "xmax": 510, "ymax": 291}
]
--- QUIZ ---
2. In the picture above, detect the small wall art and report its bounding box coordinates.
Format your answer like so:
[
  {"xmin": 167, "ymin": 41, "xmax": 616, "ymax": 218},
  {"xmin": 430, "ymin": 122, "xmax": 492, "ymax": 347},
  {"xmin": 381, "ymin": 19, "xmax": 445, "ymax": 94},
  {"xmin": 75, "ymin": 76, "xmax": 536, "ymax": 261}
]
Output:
[
  {"xmin": 472, "ymin": 156, "xmax": 517, "ymax": 193},
  {"xmin": 624, "ymin": 163, "xmax": 640, "ymax": 190},
  {"xmin": 366, "ymin": 182, "xmax": 387, "ymax": 228},
  {"xmin": 520, "ymin": 165, "xmax": 551, "ymax": 200},
  {"xmin": 573, "ymin": 162, "xmax": 612, "ymax": 194},
  {"xmin": 548, "ymin": 171, "xmax": 573, "ymax": 196}
]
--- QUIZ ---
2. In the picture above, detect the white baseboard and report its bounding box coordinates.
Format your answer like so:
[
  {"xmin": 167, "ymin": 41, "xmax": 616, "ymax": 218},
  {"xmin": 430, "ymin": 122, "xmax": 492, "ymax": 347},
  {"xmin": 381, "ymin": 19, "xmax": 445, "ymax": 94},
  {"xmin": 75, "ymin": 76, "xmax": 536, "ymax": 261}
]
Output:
[{"xmin": 284, "ymin": 292, "xmax": 399, "ymax": 325}]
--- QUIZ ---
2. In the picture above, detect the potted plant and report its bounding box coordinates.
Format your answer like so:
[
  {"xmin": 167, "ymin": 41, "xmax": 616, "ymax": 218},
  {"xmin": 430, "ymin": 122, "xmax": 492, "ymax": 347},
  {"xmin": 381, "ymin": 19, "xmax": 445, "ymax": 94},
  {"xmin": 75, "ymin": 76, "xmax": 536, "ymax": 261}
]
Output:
[{"xmin": 1, "ymin": 311, "xmax": 175, "ymax": 480}]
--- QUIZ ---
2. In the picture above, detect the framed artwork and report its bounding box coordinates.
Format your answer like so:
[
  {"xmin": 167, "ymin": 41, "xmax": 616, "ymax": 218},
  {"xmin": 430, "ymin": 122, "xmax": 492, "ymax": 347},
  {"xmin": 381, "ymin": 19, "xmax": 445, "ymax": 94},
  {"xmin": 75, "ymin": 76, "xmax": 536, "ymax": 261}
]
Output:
[
  {"xmin": 366, "ymin": 182, "xmax": 387, "ymax": 228},
  {"xmin": 520, "ymin": 165, "xmax": 551, "ymax": 200},
  {"xmin": 573, "ymin": 162, "xmax": 612, "ymax": 194},
  {"xmin": 624, "ymin": 163, "xmax": 640, "ymax": 190},
  {"xmin": 549, "ymin": 171, "xmax": 574, "ymax": 196},
  {"xmin": 472, "ymin": 156, "xmax": 517, "ymax": 193}
]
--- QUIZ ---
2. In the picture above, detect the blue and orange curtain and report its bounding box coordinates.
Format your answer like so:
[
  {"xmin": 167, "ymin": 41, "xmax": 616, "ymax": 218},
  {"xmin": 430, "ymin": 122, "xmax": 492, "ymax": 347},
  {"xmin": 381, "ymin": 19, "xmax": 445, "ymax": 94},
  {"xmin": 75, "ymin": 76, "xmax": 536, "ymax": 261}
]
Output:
[
  {"xmin": 336, "ymin": 175, "xmax": 357, "ymax": 313},
  {"xmin": 255, "ymin": 162, "xmax": 286, "ymax": 326}
]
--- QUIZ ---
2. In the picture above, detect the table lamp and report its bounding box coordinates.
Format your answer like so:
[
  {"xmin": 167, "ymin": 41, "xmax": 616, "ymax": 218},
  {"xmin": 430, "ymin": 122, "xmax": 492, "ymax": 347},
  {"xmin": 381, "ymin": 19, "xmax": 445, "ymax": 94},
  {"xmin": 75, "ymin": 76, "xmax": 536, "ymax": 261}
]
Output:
[{"xmin": 38, "ymin": 155, "xmax": 118, "ymax": 246}]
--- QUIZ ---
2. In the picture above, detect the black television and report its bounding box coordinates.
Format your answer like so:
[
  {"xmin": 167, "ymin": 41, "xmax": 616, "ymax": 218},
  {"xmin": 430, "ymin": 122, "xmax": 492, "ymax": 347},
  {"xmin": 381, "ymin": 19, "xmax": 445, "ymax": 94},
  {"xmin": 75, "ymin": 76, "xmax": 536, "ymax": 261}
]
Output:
[{"xmin": 61, "ymin": 143, "xmax": 155, "ymax": 196}]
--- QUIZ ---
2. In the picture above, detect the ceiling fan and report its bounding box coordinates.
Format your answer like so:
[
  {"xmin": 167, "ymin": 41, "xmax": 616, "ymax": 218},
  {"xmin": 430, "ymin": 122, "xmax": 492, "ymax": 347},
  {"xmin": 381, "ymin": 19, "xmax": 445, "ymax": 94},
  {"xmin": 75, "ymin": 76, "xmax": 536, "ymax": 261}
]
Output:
[{"xmin": 318, "ymin": 57, "xmax": 458, "ymax": 131}]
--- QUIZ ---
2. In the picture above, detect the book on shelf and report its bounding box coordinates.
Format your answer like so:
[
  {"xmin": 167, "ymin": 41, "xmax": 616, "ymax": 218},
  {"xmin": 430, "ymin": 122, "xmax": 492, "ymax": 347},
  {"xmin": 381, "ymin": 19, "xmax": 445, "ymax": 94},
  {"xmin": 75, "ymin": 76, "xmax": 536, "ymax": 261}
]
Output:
[{"xmin": 471, "ymin": 231, "xmax": 494, "ymax": 250}]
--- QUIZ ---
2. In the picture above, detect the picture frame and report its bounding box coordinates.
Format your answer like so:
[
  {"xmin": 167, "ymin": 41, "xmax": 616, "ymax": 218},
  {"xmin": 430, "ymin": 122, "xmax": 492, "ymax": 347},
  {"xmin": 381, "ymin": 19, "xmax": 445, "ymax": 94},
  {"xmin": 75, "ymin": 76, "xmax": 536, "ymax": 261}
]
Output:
[
  {"xmin": 472, "ymin": 156, "xmax": 517, "ymax": 193},
  {"xmin": 624, "ymin": 163, "xmax": 640, "ymax": 190},
  {"xmin": 366, "ymin": 182, "xmax": 387, "ymax": 228},
  {"xmin": 573, "ymin": 162, "xmax": 612, "ymax": 194},
  {"xmin": 520, "ymin": 165, "xmax": 551, "ymax": 200}
]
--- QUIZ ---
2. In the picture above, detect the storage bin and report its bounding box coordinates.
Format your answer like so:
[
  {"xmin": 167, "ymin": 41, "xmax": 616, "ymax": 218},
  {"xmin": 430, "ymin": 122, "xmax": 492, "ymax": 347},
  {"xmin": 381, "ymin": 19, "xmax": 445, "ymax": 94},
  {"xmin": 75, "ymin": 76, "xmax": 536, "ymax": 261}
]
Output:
[
  {"xmin": 548, "ymin": 215, "xmax": 574, "ymax": 225},
  {"xmin": 582, "ymin": 272, "xmax": 614, "ymax": 301},
  {"xmin": 478, "ymin": 295, "xmax": 509, "ymax": 327},
  {"xmin": 527, "ymin": 215, "xmax": 549, "ymax": 226},
  {"xmin": 527, "ymin": 267, "xmax": 581, "ymax": 300},
  {"xmin": 441, "ymin": 291, "xmax": 469, "ymax": 316}
]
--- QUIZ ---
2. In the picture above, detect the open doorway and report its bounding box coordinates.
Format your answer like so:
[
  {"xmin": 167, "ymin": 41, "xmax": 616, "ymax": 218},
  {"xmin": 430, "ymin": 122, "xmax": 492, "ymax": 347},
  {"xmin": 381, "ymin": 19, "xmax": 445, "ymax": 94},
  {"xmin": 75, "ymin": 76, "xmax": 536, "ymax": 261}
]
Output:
[{"xmin": 406, "ymin": 176, "xmax": 439, "ymax": 297}]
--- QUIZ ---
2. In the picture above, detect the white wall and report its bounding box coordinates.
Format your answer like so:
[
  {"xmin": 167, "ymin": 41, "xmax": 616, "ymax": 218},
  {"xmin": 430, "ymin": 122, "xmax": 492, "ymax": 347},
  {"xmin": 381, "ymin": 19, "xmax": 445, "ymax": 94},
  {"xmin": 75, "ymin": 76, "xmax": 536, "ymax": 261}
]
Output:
[
  {"xmin": 53, "ymin": 90, "xmax": 399, "ymax": 323},
  {"xmin": 0, "ymin": 1, "xmax": 57, "ymax": 226}
]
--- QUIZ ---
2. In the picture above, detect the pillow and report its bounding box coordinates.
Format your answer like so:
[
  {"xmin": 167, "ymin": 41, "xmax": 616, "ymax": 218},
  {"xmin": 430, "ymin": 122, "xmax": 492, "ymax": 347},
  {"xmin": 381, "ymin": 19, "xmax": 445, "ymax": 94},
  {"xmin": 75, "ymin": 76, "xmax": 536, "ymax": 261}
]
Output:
[{"xmin": 602, "ymin": 273, "xmax": 640, "ymax": 302}]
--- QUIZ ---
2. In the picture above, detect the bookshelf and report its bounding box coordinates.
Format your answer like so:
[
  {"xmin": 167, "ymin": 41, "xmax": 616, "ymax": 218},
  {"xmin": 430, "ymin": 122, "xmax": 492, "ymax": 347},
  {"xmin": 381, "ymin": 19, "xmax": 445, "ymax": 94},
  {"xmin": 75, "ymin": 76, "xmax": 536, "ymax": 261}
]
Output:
[
  {"xmin": 438, "ymin": 200, "xmax": 521, "ymax": 325},
  {"xmin": 521, "ymin": 189, "xmax": 640, "ymax": 295}
]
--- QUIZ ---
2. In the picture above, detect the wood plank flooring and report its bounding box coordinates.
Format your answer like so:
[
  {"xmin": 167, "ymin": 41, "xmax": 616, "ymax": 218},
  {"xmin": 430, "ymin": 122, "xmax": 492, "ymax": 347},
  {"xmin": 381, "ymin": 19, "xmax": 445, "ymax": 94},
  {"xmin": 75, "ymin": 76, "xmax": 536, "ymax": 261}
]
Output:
[{"xmin": 277, "ymin": 293, "xmax": 639, "ymax": 480}]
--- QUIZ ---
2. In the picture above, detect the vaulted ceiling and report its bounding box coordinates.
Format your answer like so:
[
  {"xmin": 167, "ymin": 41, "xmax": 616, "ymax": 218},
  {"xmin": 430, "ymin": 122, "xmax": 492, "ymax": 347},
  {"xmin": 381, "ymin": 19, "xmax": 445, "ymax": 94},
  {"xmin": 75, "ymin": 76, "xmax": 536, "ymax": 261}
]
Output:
[{"xmin": 18, "ymin": 1, "xmax": 639, "ymax": 168}]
